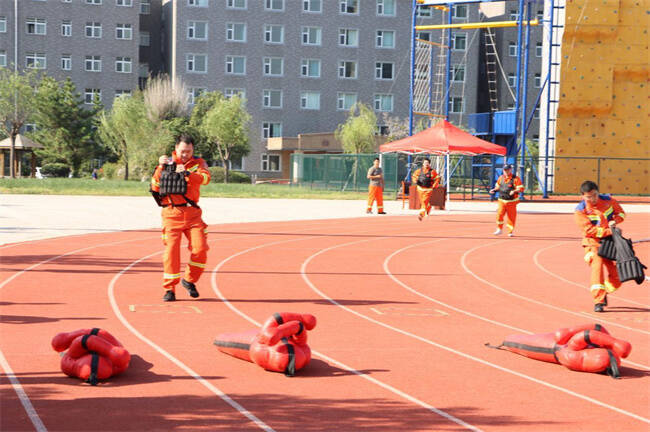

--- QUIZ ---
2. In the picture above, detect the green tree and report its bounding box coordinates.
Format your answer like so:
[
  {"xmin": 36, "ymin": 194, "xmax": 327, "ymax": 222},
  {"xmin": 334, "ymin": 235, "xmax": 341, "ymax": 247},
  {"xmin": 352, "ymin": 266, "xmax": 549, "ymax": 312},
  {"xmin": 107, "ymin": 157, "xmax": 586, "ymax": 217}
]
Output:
[
  {"xmin": 189, "ymin": 91, "xmax": 225, "ymax": 164},
  {"xmin": 33, "ymin": 77, "xmax": 99, "ymax": 177},
  {"xmin": 335, "ymin": 103, "xmax": 378, "ymax": 154},
  {"xmin": 200, "ymin": 95, "xmax": 251, "ymax": 183},
  {"xmin": 0, "ymin": 68, "xmax": 39, "ymax": 178}
]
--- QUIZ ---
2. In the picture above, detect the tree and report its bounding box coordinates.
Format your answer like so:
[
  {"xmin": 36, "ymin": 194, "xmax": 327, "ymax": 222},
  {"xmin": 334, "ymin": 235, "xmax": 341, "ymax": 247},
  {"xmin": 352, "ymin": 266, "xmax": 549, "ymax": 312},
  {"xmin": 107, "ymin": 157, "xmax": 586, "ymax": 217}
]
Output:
[
  {"xmin": 380, "ymin": 112, "xmax": 409, "ymax": 142},
  {"xmin": 33, "ymin": 77, "xmax": 99, "ymax": 177},
  {"xmin": 0, "ymin": 68, "xmax": 39, "ymax": 178},
  {"xmin": 200, "ymin": 95, "xmax": 251, "ymax": 183},
  {"xmin": 143, "ymin": 74, "xmax": 189, "ymax": 122},
  {"xmin": 335, "ymin": 103, "xmax": 378, "ymax": 154}
]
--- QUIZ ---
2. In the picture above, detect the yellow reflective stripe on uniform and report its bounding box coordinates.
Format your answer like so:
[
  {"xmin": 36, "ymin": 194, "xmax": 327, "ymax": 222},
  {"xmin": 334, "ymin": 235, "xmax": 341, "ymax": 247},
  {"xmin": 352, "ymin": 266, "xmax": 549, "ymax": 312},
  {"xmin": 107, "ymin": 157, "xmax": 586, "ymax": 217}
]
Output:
[
  {"xmin": 516, "ymin": 185, "xmax": 524, "ymax": 191},
  {"xmin": 596, "ymin": 227, "xmax": 605, "ymax": 238},
  {"xmin": 603, "ymin": 206, "xmax": 613, "ymax": 218},
  {"xmin": 203, "ymin": 228, "xmax": 209, "ymax": 234},
  {"xmin": 200, "ymin": 172, "xmax": 210, "ymax": 185},
  {"xmin": 163, "ymin": 273, "xmax": 181, "ymax": 279},
  {"xmin": 584, "ymin": 251, "xmax": 594, "ymax": 263},
  {"xmin": 189, "ymin": 261, "xmax": 206, "ymax": 268},
  {"xmin": 152, "ymin": 179, "xmax": 160, "ymax": 187},
  {"xmin": 187, "ymin": 165, "xmax": 199, "ymax": 172},
  {"xmin": 590, "ymin": 284, "xmax": 605, "ymax": 292},
  {"xmin": 587, "ymin": 214, "xmax": 600, "ymax": 221},
  {"xmin": 618, "ymin": 212, "xmax": 625, "ymax": 219},
  {"xmin": 161, "ymin": 234, "xmax": 168, "ymax": 239}
]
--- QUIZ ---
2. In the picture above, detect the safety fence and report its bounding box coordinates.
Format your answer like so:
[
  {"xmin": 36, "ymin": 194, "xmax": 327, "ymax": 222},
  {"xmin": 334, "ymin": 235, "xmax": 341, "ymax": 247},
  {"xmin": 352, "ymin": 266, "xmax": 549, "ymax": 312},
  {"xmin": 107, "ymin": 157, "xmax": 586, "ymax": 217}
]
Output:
[{"xmin": 290, "ymin": 153, "xmax": 650, "ymax": 197}]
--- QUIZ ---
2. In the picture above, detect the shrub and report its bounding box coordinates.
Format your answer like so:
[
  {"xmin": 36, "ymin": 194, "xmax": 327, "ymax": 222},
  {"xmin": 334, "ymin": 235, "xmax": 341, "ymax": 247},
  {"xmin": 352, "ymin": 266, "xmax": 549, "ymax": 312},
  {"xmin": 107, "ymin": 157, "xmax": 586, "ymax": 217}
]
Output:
[
  {"xmin": 100, "ymin": 162, "xmax": 120, "ymax": 179},
  {"xmin": 41, "ymin": 163, "xmax": 70, "ymax": 178},
  {"xmin": 208, "ymin": 166, "xmax": 251, "ymax": 184}
]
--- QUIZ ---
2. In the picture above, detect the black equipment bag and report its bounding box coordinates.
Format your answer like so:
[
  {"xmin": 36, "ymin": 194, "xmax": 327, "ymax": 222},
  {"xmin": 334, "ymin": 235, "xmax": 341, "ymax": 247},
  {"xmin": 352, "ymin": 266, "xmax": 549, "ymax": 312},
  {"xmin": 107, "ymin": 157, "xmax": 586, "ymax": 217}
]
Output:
[
  {"xmin": 498, "ymin": 175, "xmax": 516, "ymax": 199},
  {"xmin": 597, "ymin": 236, "xmax": 617, "ymax": 261},
  {"xmin": 611, "ymin": 228, "xmax": 647, "ymax": 284},
  {"xmin": 150, "ymin": 163, "xmax": 198, "ymax": 208}
]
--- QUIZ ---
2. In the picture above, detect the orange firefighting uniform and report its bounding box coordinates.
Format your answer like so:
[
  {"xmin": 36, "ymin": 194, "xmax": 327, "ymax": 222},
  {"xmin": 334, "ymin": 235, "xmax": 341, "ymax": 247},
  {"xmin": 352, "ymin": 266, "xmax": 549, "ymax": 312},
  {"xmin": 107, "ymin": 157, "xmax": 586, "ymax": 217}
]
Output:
[
  {"xmin": 367, "ymin": 166, "xmax": 384, "ymax": 213},
  {"xmin": 151, "ymin": 151, "xmax": 211, "ymax": 292},
  {"xmin": 494, "ymin": 174, "xmax": 524, "ymax": 234},
  {"xmin": 412, "ymin": 167, "xmax": 440, "ymax": 218},
  {"xmin": 574, "ymin": 194, "xmax": 625, "ymax": 304}
]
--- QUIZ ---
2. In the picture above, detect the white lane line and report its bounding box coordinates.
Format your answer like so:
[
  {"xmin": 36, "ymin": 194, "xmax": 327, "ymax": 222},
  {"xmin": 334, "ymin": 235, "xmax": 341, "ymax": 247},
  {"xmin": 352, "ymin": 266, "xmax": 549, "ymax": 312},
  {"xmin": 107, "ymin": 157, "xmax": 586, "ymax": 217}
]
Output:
[
  {"xmin": 533, "ymin": 242, "xmax": 650, "ymax": 308},
  {"xmin": 302, "ymin": 238, "xmax": 650, "ymax": 425},
  {"xmin": 210, "ymin": 233, "xmax": 484, "ymax": 432},
  {"xmin": 461, "ymin": 241, "xmax": 650, "ymax": 336},
  {"xmin": 108, "ymin": 248, "xmax": 275, "ymax": 432}
]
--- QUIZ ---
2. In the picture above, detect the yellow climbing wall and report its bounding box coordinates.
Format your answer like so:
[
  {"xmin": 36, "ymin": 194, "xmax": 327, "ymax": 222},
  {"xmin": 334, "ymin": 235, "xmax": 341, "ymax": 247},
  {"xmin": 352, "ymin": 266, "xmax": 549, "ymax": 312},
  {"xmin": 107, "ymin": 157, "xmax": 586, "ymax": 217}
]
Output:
[{"xmin": 554, "ymin": 0, "xmax": 649, "ymax": 194}]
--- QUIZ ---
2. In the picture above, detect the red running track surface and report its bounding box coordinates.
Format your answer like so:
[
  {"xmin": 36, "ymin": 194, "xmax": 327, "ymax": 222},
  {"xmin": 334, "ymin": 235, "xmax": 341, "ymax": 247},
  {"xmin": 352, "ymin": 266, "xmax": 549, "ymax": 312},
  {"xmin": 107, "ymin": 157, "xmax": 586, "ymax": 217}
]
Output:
[{"xmin": 1, "ymin": 213, "xmax": 649, "ymax": 431}]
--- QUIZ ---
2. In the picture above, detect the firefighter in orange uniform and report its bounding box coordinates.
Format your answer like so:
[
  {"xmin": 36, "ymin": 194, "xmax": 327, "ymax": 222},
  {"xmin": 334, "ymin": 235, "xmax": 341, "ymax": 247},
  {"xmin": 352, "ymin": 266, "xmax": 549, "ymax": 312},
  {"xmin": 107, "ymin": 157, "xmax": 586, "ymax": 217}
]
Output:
[
  {"xmin": 574, "ymin": 180, "xmax": 625, "ymax": 312},
  {"xmin": 489, "ymin": 164, "xmax": 524, "ymax": 237},
  {"xmin": 411, "ymin": 158, "xmax": 440, "ymax": 221},
  {"xmin": 366, "ymin": 157, "xmax": 386, "ymax": 214},
  {"xmin": 151, "ymin": 134, "xmax": 211, "ymax": 302}
]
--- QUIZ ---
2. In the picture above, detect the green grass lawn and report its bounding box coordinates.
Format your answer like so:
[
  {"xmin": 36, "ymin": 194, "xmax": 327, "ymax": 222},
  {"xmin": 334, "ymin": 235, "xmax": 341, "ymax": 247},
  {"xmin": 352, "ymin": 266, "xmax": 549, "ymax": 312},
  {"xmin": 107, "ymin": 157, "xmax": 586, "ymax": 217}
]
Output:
[{"xmin": 0, "ymin": 178, "xmax": 369, "ymax": 200}]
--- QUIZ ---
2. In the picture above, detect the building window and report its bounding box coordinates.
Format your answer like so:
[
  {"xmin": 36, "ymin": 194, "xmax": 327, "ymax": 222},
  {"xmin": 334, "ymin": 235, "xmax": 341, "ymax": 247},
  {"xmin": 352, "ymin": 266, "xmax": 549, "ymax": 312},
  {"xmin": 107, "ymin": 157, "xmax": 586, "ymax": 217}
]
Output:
[
  {"xmin": 416, "ymin": 7, "xmax": 431, "ymax": 17},
  {"xmin": 537, "ymin": 10, "xmax": 544, "ymax": 20},
  {"xmin": 375, "ymin": 62, "xmax": 394, "ymax": 80},
  {"xmin": 450, "ymin": 64, "xmax": 465, "ymax": 82},
  {"xmin": 140, "ymin": 31, "xmax": 150, "ymax": 46},
  {"xmin": 116, "ymin": 24, "xmax": 132, "ymax": 40},
  {"xmin": 61, "ymin": 20, "xmax": 71, "ymax": 37},
  {"xmin": 340, "ymin": 0, "xmax": 358, "ymax": 14},
  {"xmin": 85, "ymin": 22, "xmax": 102, "ymax": 38},
  {"xmin": 416, "ymin": 31, "xmax": 431, "ymax": 41},
  {"xmin": 187, "ymin": 21, "xmax": 208, "ymax": 40},
  {"xmin": 265, "ymin": 0, "xmax": 284, "ymax": 11},
  {"xmin": 225, "ymin": 55, "xmax": 246, "ymax": 74},
  {"xmin": 115, "ymin": 89, "xmax": 132, "ymax": 98},
  {"xmin": 338, "ymin": 29, "xmax": 358, "ymax": 47},
  {"xmin": 264, "ymin": 24, "xmax": 284, "ymax": 44},
  {"xmin": 534, "ymin": 73, "xmax": 541, "ymax": 88},
  {"xmin": 60, "ymin": 54, "xmax": 71, "ymax": 70},
  {"xmin": 374, "ymin": 94, "xmax": 393, "ymax": 112},
  {"xmin": 117, "ymin": 0, "xmax": 133, "ymax": 6},
  {"xmin": 452, "ymin": 4, "xmax": 468, "ymax": 19},
  {"xmin": 62, "ymin": 0, "xmax": 73, "ymax": 2},
  {"xmin": 377, "ymin": 0, "xmax": 395, "ymax": 16},
  {"xmin": 115, "ymin": 57, "xmax": 132, "ymax": 73},
  {"xmin": 85, "ymin": 55, "xmax": 101, "ymax": 72},
  {"xmin": 536, "ymin": 42, "xmax": 543, "ymax": 57},
  {"xmin": 534, "ymin": 108, "xmax": 540, "ymax": 119},
  {"xmin": 263, "ymin": 89, "xmax": 282, "ymax": 108},
  {"xmin": 227, "ymin": 0, "xmax": 246, "ymax": 9},
  {"xmin": 25, "ymin": 53, "xmax": 46, "ymax": 69},
  {"xmin": 449, "ymin": 96, "xmax": 464, "ymax": 113},
  {"xmin": 262, "ymin": 122, "xmax": 282, "ymax": 138},
  {"xmin": 0, "ymin": 17, "xmax": 6, "ymax": 33},
  {"xmin": 338, "ymin": 61, "xmax": 357, "ymax": 79},
  {"xmin": 261, "ymin": 154, "xmax": 281, "ymax": 172},
  {"xmin": 451, "ymin": 33, "xmax": 466, "ymax": 51},
  {"xmin": 84, "ymin": 88, "xmax": 101, "ymax": 104},
  {"xmin": 86, "ymin": 0, "xmax": 102, "ymax": 4},
  {"xmin": 303, "ymin": 0, "xmax": 321, "ymax": 13},
  {"xmin": 224, "ymin": 88, "xmax": 246, "ymax": 100},
  {"xmin": 0, "ymin": 50, "xmax": 7, "ymax": 67},
  {"xmin": 188, "ymin": 0, "xmax": 208, "ymax": 6},
  {"xmin": 187, "ymin": 87, "xmax": 205, "ymax": 105},
  {"xmin": 26, "ymin": 18, "xmax": 47, "ymax": 35},
  {"xmin": 186, "ymin": 54, "xmax": 207, "ymax": 73},
  {"xmin": 301, "ymin": 26, "xmax": 321, "ymax": 45},
  {"xmin": 509, "ymin": 10, "xmax": 518, "ymax": 21},
  {"xmin": 337, "ymin": 92, "xmax": 357, "ymax": 110},
  {"xmin": 263, "ymin": 57, "xmax": 283, "ymax": 76},
  {"xmin": 139, "ymin": 63, "xmax": 149, "ymax": 78},
  {"xmin": 301, "ymin": 91, "xmax": 320, "ymax": 110},
  {"xmin": 226, "ymin": 23, "xmax": 245, "ymax": 42},
  {"xmin": 140, "ymin": 0, "xmax": 150, "ymax": 14},
  {"xmin": 509, "ymin": 42, "xmax": 518, "ymax": 57},
  {"xmin": 376, "ymin": 30, "xmax": 395, "ymax": 48},
  {"xmin": 507, "ymin": 73, "xmax": 516, "ymax": 87},
  {"xmin": 301, "ymin": 59, "xmax": 320, "ymax": 78}
]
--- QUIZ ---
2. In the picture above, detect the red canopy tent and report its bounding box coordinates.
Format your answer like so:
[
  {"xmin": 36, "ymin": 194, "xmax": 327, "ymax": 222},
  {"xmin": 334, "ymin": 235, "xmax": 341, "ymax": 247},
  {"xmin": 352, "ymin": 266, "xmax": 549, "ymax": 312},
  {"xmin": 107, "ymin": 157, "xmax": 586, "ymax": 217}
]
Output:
[{"xmin": 379, "ymin": 120, "xmax": 506, "ymax": 156}]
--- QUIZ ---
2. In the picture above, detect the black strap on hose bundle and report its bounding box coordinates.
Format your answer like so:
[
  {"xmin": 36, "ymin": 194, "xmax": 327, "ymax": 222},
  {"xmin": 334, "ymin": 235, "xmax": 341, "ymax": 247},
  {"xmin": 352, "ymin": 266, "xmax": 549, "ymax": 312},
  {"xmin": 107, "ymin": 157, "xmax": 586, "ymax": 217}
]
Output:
[
  {"xmin": 281, "ymin": 337, "xmax": 296, "ymax": 377},
  {"xmin": 605, "ymin": 350, "xmax": 620, "ymax": 379},
  {"xmin": 81, "ymin": 328, "xmax": 101, "ymax": 386}
]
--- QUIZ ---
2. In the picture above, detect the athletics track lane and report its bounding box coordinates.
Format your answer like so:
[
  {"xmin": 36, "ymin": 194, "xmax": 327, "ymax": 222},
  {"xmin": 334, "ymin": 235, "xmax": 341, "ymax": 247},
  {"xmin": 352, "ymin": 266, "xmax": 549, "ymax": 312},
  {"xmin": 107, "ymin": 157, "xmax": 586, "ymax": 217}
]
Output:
[{"xmin": 1, "ymin": 213, "xmax": 649, "ymax": 431}]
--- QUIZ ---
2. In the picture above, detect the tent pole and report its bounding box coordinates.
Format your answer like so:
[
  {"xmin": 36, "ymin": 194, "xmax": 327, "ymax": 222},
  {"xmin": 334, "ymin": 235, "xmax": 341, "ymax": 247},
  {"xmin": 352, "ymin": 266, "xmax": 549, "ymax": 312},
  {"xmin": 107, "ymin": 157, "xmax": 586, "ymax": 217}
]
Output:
[{"xmin": 445, "ymin": 152, "xmax": 450, "ymax": 210}]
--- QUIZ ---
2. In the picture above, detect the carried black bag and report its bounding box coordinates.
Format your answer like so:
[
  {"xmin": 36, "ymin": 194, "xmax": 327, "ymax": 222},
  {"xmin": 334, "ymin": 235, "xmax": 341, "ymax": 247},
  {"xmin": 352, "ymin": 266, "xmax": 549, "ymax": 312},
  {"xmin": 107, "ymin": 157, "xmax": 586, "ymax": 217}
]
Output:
[
  {"xmin": 611, "ymin": 228, "xmax": 647, "ymax": 285},
  {"xmin": 498, "ymin": 175, "xmax": 516, "ymax": 199},
  {"xmin": 597, "ymin": 236, "xmax": 617, "ymax": 261},
  {"xmin": 150, "ymin": 163, "xmax": 198, "ymax": 208}
]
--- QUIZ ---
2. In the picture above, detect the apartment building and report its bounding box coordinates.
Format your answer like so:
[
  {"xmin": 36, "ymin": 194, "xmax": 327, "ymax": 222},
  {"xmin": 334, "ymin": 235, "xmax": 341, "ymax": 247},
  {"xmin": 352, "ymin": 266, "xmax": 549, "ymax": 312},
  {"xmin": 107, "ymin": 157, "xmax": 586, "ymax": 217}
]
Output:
[{"xmin": 0, "ymin": 0, "xmax": 142, "ymax": 111}]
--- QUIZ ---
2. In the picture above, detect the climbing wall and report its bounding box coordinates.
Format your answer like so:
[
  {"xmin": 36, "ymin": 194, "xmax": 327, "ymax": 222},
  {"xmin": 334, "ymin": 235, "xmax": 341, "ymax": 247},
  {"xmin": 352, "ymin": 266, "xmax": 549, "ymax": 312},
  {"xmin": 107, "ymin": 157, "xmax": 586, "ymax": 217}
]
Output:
[{"xmin": 554, "ymin": 0, "xmax": 649, "ymax": 194}]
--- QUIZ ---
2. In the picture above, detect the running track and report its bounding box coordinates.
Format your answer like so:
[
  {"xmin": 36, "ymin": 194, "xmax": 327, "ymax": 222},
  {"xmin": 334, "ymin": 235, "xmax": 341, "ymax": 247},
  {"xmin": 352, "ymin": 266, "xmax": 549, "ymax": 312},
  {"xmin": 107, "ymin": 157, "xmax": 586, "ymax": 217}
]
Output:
[{"xmin": 1, "ymin": 212, "xmax": 649, "ymax": 431}]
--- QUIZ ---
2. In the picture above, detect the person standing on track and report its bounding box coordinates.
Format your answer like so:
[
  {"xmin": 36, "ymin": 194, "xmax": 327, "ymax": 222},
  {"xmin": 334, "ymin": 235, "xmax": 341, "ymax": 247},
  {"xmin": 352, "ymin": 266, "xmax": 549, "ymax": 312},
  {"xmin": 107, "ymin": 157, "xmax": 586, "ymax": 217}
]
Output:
[
  {"xmin": 366, "ymin": 157, "xmax": 386, "ymax": 215},
  {"xmin": 489, "ymin": 164, "xmax": 524, "ymax": 237},
  {"xmin": 151, "ymin": 134, "xmax": 211, "ymax": 302},
  {"xmin": 411, "ymin": 158, "xmax": 440, "ymax": 221},
  {"xmin": 574, "ymin": 180, "xmax": 626, "ymax": 312}
]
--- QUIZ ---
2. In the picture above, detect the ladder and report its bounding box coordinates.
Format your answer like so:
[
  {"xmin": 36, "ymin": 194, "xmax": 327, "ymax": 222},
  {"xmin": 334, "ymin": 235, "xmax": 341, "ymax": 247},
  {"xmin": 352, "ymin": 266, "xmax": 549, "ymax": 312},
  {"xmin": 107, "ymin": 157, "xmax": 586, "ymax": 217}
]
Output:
[
  {"xmin": 484, "ymin": 28, "xmax": 499, "ymax": 112},
  {"xmin": 430, "ymin": 27, "xmax": 448, "ymax": 116}
]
